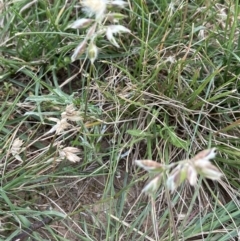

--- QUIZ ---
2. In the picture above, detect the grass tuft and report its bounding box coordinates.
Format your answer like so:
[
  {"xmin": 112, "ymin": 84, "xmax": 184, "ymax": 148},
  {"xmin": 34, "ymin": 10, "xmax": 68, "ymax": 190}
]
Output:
[{"xmin": 1, "ymin": 0, "xmax": 240, "ymax": 240}]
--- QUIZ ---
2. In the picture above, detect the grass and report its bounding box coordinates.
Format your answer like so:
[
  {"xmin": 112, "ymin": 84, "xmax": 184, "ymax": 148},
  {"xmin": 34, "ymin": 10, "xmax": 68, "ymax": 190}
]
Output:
[{"xmin": 1, "ymin": 0, "xmax": 240, "ymax": 240}]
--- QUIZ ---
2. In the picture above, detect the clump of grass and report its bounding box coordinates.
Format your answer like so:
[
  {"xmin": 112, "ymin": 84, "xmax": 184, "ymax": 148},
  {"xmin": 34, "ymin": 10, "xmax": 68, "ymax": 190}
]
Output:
[{"xmin": 1, "ymin": 0, "xmax": 240, "ymax": 240}]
